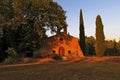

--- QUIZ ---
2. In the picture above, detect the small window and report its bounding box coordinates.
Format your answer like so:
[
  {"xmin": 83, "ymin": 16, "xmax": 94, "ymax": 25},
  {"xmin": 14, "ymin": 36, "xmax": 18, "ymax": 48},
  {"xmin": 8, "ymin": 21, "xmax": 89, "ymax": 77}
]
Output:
[
  {"xmin": 76, "ymin": 53, "xmax": 78, "ymax": 56},
  {"xmin": 68, "ymin": 50, "xmax": 71, "ymax": 54},
  {"xmin": 60, "ymin": 37, "xmax": 63, "ymax": 41},
  {"xmin": 53, "ymin": 50, "xmax": 56, "ymax": 53}
]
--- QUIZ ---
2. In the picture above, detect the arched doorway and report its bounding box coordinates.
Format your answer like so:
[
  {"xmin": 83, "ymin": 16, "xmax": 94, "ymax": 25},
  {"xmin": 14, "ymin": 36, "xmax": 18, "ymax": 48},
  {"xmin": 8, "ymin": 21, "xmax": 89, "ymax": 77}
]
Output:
[{"xmin": 59, "ymin": 47, "xmax": 65, "ymax": 56}]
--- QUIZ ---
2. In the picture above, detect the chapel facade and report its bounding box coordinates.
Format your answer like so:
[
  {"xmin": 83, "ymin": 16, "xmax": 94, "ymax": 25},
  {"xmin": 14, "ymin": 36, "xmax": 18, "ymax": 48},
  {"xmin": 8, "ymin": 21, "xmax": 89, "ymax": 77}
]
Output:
[{"xmin": 34, "ymin": 27, "xmax": 84, "ymax": 59}]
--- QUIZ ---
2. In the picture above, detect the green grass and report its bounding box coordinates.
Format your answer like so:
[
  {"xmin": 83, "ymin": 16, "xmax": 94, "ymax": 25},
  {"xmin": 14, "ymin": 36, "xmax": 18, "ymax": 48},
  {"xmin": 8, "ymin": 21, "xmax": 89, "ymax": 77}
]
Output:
[{"xmin": 0, "ymin": 57, "xmax": 120, "ymax": 80}]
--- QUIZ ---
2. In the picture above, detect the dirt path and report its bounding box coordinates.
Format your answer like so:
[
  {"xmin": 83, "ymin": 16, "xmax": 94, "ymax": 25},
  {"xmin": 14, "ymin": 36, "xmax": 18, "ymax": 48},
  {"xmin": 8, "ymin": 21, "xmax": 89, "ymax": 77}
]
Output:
[
  {"xmin": 0, "ymin": 56, "xmax": 120, "ymax": 68},
  {"xmin": 0, "ymin": 58, "xmax": 54, "ymax": 68}
]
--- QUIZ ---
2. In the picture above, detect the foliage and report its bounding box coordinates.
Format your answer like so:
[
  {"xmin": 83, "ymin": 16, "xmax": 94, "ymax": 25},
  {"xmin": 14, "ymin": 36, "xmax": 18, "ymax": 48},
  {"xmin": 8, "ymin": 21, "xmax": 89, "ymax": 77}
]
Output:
[
  {"xmin": 14, "ymin": 0, "xmax": 67, "ymax": 34},
  {"xmin": 0, "ymin": 0, "xmax": 67, "ymax": 60},
  {"xmin": 104, "ymin": 40, "xmax": 119, "ymax": 56},
  {"xmin": 86, "ymin": 36, "xmax": 96, "ymax": 56},
  {"xmin": 5, "ymin": 47, "xmax": 18, "ymax": 59},
  {"xmin": 4, "ymin": 47, "xmax": 21, "ymax": 63},
  {"xmin": 95, "ymin": 15, "xmax": 105, "ymax": 56},
  {"xmin": 86, "ymin": 36, "xmax": 120, "ymax": 56},
  {"xmin": 33, "ymin": 49, "xmax": 49, "ymax": 58},
  {"xmin": 16, "ymin": 25, "xmax": 41, "ymax": 54},
  {"xmin": 116, "ymin": 40, "xmax": 120, "ymax": 56},
  {"xmin": 33, "ymin": 52, "xmax": 50, "ymax": 58},
  {"xmin": 33, "ymin": 53, "xmax": 42, "ymax": 58},
  {"xmin": 79, "ymin": 9, "xmax": 86, "ymax": 55},
  {"xmin": 85, "ymin": 37, "xmax": 120, "ymax": 56},
  {"xmin": 0, "ymin": 0, "xmax": 14, "ymax": 28},
  {"xmin": 0, "ymin": 0, "xmax": 17, "ymax": 61},
  {"xmin": 0, "ymin": 34, "xmax": 5, "ymax": 62}
]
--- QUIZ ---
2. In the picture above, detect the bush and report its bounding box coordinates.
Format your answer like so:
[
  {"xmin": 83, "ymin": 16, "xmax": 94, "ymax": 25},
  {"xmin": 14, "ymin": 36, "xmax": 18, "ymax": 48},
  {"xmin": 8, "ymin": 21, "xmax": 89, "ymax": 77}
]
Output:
[
  {"xmin": 52, "ymin": 54, "xmax": 62, "ymax": 60},
  {"xmin": 5, "ymin": 47, "xmax": 20, "ymax": 63},
  {"xmin": 33, "ymin": 52, "xmax": 49, "ymax": 58},
  {"xmin": 33, "ymin": 53, "xmax": 41, "ymax": 58}
]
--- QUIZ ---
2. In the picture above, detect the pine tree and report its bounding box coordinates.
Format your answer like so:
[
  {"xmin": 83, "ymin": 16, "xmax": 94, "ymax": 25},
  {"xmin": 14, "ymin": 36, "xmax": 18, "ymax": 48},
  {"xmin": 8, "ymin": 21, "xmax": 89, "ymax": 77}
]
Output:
[
  {"xmin": 95, "ymin": 15, "xmax": 105, "ymax": 56},
  {"xmin": 79, "ymin": 9, "xmax": 86, "ymax": 55}
]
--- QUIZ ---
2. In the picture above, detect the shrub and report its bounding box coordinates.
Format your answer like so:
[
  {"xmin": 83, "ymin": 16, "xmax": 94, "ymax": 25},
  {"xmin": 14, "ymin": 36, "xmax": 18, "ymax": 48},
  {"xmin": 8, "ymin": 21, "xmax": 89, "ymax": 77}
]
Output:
[
  {"xmin": 5, "ymin": 47, "xmax": 20, "ymax": 63},
  {"xmin": 33, "ymin": 52, "xmax": 49, "ymax": 58},
  {"xmin": 33, "ymin": 53, "xmax": 41, "ymax": 58},
  {"xmin": 52, "ymin": 54, "xmax": 62, "ymax": 60}
]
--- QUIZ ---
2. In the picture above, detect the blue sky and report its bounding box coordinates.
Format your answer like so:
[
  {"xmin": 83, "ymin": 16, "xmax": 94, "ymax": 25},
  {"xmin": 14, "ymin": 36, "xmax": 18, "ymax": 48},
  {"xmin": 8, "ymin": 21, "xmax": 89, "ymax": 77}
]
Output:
[{"xmin": 53, "ymin": 0, "xmax": 120, "ymax": 41}]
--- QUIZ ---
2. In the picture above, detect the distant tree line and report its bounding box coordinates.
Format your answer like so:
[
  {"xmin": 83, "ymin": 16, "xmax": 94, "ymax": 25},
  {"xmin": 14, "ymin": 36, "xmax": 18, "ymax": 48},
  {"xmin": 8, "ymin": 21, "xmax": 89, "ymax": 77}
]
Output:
[
  {"xmin": 0, "ymin": 0, "xmax": 67, "ymax": 62},
  {"xmin": 86, "ymin": 36, "xmax": 120, "ymax": 56}
]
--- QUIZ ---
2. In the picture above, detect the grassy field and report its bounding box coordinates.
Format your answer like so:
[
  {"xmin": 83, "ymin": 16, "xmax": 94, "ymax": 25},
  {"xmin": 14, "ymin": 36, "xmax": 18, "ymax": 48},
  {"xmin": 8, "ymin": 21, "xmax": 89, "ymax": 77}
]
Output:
[{"xmin": 0, "ymin": 57, "xmax": 120, "ymax": 80}]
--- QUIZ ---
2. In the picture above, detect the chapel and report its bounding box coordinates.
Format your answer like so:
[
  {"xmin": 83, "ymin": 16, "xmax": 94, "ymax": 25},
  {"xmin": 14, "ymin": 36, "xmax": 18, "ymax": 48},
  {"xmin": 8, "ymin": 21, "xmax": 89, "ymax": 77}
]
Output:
[{"xmin": 34, "ymin": 27, "xmax": 84, "ymax": 59}]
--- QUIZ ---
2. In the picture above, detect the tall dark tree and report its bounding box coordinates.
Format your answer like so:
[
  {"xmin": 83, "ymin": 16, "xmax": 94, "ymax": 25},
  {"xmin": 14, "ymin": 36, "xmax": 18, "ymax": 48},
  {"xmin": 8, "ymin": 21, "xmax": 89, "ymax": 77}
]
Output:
[
  {"xmin": 95, "ymin": 15, "xmax": 105, "ymax": 56},
  {"xmin": 0, "ymin": 0, "xmax": 15, "ymax": 61},
  {"xmin": 0, "ymin": 30, "xmax": 5, "ymax": 62},
  {"xmin": 79, "ymin": 9, "xmax": 86, "ymax": 55}
]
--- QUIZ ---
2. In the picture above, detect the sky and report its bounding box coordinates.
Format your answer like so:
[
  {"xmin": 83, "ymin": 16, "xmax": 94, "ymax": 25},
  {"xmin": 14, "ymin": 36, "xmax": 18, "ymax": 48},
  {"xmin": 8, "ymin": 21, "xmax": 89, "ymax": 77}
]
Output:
[{"xmin": 53, "ymin": 0, "xmax": 120, "ymax": 41}]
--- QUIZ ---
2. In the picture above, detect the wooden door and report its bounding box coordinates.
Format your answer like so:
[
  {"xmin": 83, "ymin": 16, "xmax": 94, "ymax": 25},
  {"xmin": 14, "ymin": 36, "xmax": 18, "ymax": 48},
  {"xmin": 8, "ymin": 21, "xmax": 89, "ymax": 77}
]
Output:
[{"xmin": 59, "ymin": 47, "xmax": 65, "ymax": 56}]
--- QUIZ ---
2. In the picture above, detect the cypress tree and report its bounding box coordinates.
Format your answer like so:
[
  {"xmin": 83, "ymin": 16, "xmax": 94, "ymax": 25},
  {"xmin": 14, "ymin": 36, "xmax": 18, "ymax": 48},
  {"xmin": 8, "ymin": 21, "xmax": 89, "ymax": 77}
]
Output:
[
  {"xmin": 95, "ymin": 15, "xmax": 105, "ymax": 56},
  {"xmin": 79, "ymin": 9, "xmax": 86, "ymax": 55}
]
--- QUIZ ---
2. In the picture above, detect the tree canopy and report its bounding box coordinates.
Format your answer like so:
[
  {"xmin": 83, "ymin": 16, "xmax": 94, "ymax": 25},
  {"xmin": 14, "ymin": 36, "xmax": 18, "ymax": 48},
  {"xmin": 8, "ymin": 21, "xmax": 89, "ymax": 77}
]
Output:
[
  {"xmin": 0, "ymin": 0, "xmax": 67, "ymax": 61},
  {"xmin": 13, "ymin": 0, "xmax": 67, "ymax": 34}
]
